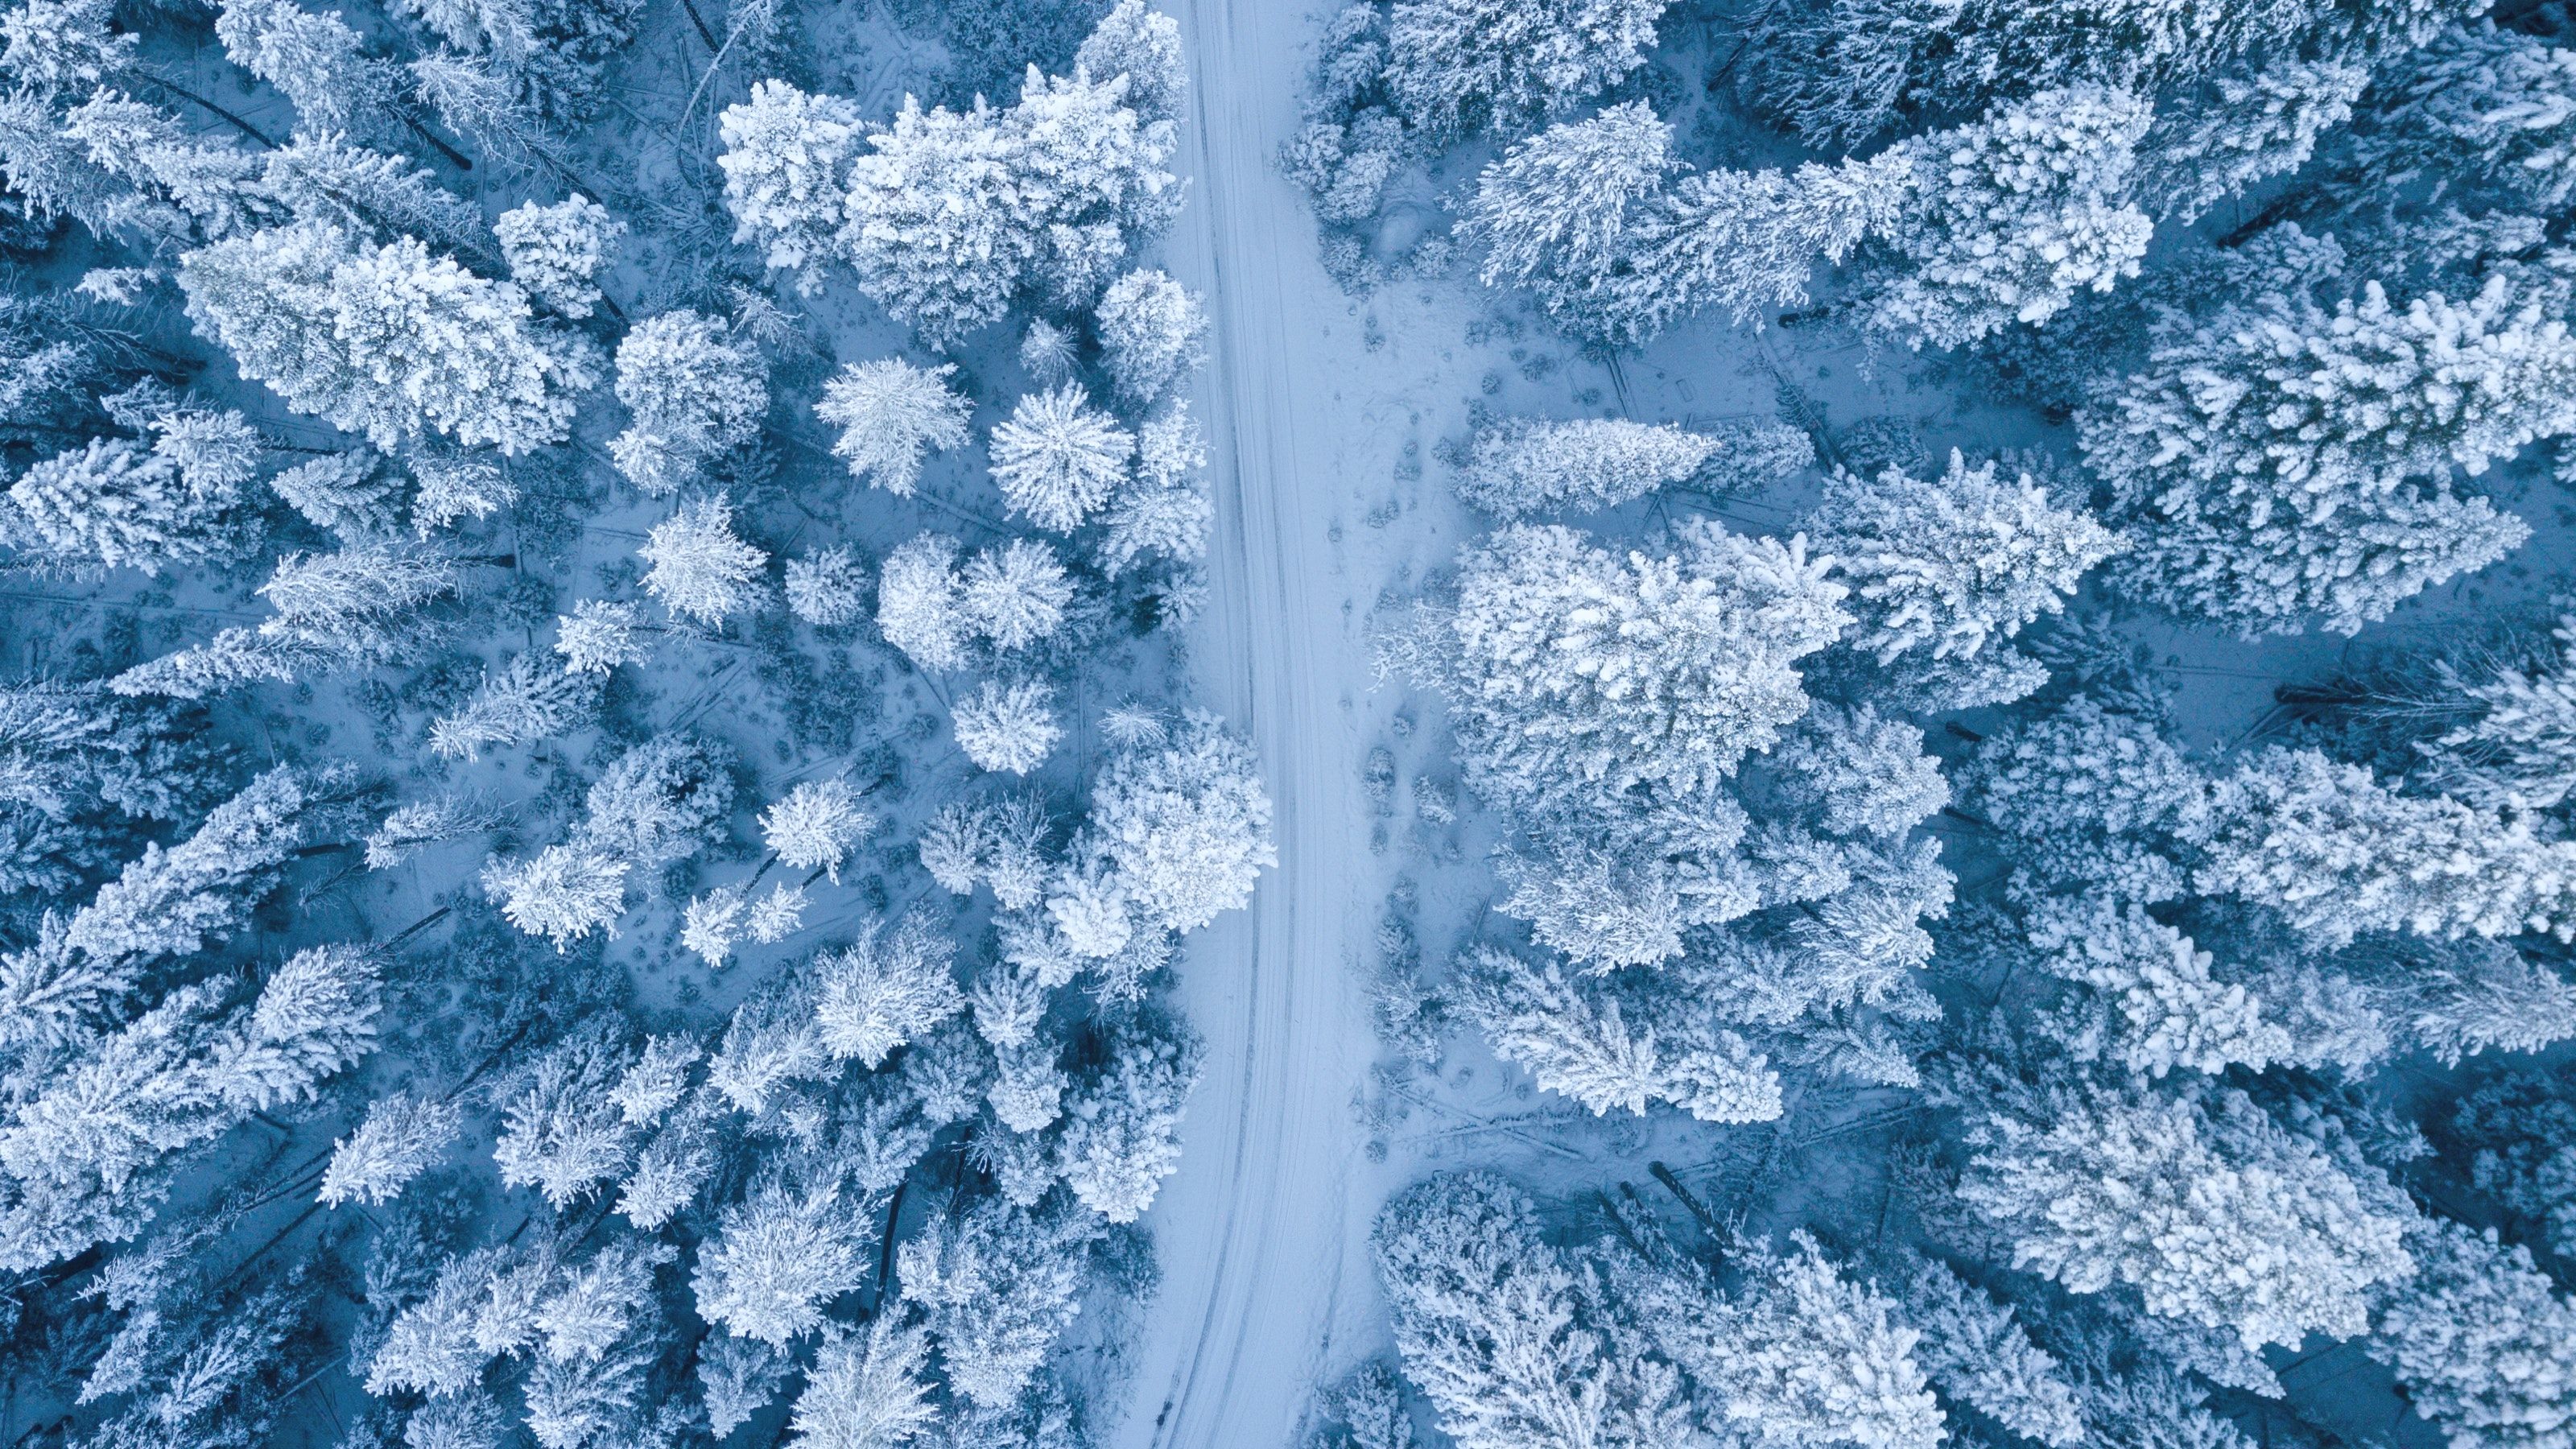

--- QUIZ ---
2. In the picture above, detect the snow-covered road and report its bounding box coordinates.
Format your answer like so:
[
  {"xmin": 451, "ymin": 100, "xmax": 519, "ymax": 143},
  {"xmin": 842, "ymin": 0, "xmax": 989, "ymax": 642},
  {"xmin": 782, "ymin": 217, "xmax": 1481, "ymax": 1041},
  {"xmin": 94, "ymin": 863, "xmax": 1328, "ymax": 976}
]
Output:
[{"xmin": 1113, "ymin": 2, "xmax": 1383, "ymax": 1444}]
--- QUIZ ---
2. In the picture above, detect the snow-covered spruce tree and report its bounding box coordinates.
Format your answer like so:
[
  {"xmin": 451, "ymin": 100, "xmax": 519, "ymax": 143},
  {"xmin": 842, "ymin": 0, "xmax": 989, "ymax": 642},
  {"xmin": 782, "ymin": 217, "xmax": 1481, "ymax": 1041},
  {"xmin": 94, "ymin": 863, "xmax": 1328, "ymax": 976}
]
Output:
[
  {"xmin": 760, "ymin": 778, "xmax": 873, "ymax": 881},
  {"xmin": 1080, "ymin": 708, "xmax": 1275, "ymax": 934},
  {"xmin": 691, "ymin": 1181, "xmax": 869, "ymax": 1346},
  {"xmin": 954, "ymin": 679, "xmax": 1063, "ymax": 774},
  {"xmin": 2080, "ymin": 254, "xmax": 2575, "ymax": 635},
  {"xmin": 2368, "ymin": 1219, "xmax": 2576, "ymax": 1449},
  {"xmin": 1859, "ymin": 85, "xmax": 2155, "ymax": 349},
  {"xmin": 320, "ymin": 1091, "xmax": 461, "ymax": 1207},
  {"xmin": 59, "ymin": 764, "xmax": 341, "ymax": 972},
  {"xmin": 894, "ymin": 1194, "xmax": 1097, "ymax": 1410},
  {"xmin": 1462, "ymin": 101, "xmax": 1684, "ymax": 347},
  {"xmin": 482, "ymin": 842, "xmax": 628, "ymax": 949},
  {"xmin": 1450, "ymin": 944, "xmax": 1784, "ymax": 1121},
  {"xmin": 1620, "ymin": 1229, "xmax": 1945, "ymax": 1449},
  {"xmin": 1894, "ymin": 1255, "xmax": 2085, "ymax": 1447},
  {"xmin": 555, "ymin": 598, "xmax": 650, "ymax": 675},
  {"xmin": 213, "ymin": 0, "xmax": 403, "ymax": 143},
  {"xmin": 638, "ymin": 492, "xmax": 768, "ymax": 627},
  {"xmin": 1102, "ymin": 402, "xmax": 1213, "ymax": 576},
  {"xmin": 2347, "ymin": 24, "xmax": 2576, "ymax": 216},
  {"xmin": 428, "ymin": 653, "xmax": 600, "ymax": 762},
  {"xmin": 1373, "ymin": 1170, "xmax": 1690, "ymax": 1449},
  {"xmin": 0, "ymin": 943, "xmax": 381, "ymax": 1269},
  {"xmin": 1094, "ymin": 267, "xmax": 1207, "ymax": 407},
  {"xmin": 716, "ymin": 79, "xmax": 864, "ymax": 295},
  {"xmin": 812, "ymin": 911, "xmax": 964, "ymax": 1068},
  {"xmin": 876, "ymin": 533, "xmax": 973, "ymax": 672},
  {"xmin": 786, "ymin": 1315, "xmax": 938, "ymax": 1449},
  {"xmin": 1, "ymin": 402, "xmax": 259, "ymax": 575},
  {"xmin": 608, "ymin": 310, "xmax": 766, "ymax": 496},
  {"xmin": 1618, "ymin": 147, "xmax": 1913, "ymax": 332},
  {"xmin": 813, "ymin": 358, "xmax": 970, "ymax": 497},
  {"xmin": 494, "ymin": 195, "xmax": 623, "ymax": 319},
  {"xmin": 783, "ymin": 546, "xmax": 869, "ymax": 629},
  {"xmin": 1382, "ymin": 0, "xmax": 1669, "ymax": 145},
  {"xmin": 180, "ymin": 222, "xmax": 600, "ymax": 455},
  {"xmin": 576, "ymin": 732, "xmax": 733, "ymax": 869},
  {"xmin": 1454, "ymin": 415, "xmax": 1717, "ymax": 518},
  {"xmin": 2412, "ymin": 613, "xmax": 2576, "ymax": 812},
  {"xmin": 960, "ymin": 538, "xmax": 1073, "ymax": 652},
  {"xmin": 266, "ymin": 450, "xmax": 402, "ymax": 542},
  {"xmin": 1957, "ymin": 1068, "xmax": 2417, "ymax": 1349},
  {"xmin": 2198, "ymin": 746, "xmax": 2576, "ymax": 945},
  {"xmin": 1806, "ymin": 452, "xmax": 2123, "ymax": 710},
  {"xmin": 1055, "ymin": 1014, "xmax": 1199, "ymax": 1221},
  {"xmin": 990, "ymin": 383, "xmax": 1134, "ymax": 531},
  {"xmin": 1077, "ymin": 1, "xmax": 1188, "ymax": 127}
]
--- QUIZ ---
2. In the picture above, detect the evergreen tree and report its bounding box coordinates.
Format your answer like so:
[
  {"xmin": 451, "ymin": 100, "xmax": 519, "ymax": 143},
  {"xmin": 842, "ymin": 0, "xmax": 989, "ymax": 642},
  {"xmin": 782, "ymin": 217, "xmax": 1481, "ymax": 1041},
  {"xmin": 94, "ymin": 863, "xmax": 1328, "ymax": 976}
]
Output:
[
  {"xmin": 1075, "ymin": 0, "xmax": 1187, "ymax": 127},
  {"xmin": 321, "ymin": 1092, "xmax": 461, "ymax": 1207},
  {"xmin": 783, "ymin": 546, "xmax": 869, "ymax": 629},
  {"xmin": 180, "ymin": 222, "xmax": 599, "ymax": 455},
  {"xmin": 3, "ymin": 404, "xmax": 259, "ymax": 575},
  {"xmin": 1862, "ymin": 85, "xmax": 2155, "ymax": 349},
  {"xmin": 1959, "ymin": 1072, "xmax": 2417, "ymax": 1348},
  {"xmin": 483, "ymin": 843, "xmax": 629, "ymax": 949},
  {"xmin": 554, "ymin": 599, "xmax": 650, "ymax": 675},
  {"xmin": 638, "ymin": 492, "xmax": 768, "ymax": 626},
  {"xmin": 955, "ymin": 678, "xmax": 1063, "ymax": 774},
  {"xmin": 787, "ymin": 1315, "xmax": 939, "ymax": 1449},
  {"xmin": 1095, "ymin": 267, "xmax": 1207, "ymax": 407},
  {"xmin": 760, "ymin": 778, "xmax": 873, "ymax": 881},
  {"xmin": 2201, "ymin": 746, "xmax": 2576, "ymax": 945},
  {"xmin": 1373, "ymin": 1170, "xmax": 1686, "ymax": 1449},
  {"xmin": 959, "ymin": 538, "xmax": 1074, "ymax": 652},
  {"xmin": 1382, "ymin": 0, "xmax": 1668, "ymax": 144},
  {"xmin": 1808, "ymin": 452, "xmax": 2122, "ymax": 708},
  {"xmin": 990, "ymin": 383, "xmax": 1134, "ymax": 531},
  {"xmin": 716, "ymin": 80, "xmax": 864, "ymax": 295},
  {"xmin": 1055, "ymin": 1018, "xmax": 1198, "ymax": 1221},
  {"xmin": 494, "ymin": 195, "xmax": 623, "ymax": 319},
  {"xmin": 1451, "ymin": 944, "xmax": 1784, "ymax": 1121},
  {"xmin": 895, "ymin": 1195, "xmax": 1095, "ymax": 1409},
  {"xmin": 2368, "ymin": 1219, "xmax": 2576, "ymax": 1449},
  {"xmin": 1455, "ymin": 415, "xmax": 1717, "ymax": 518},
  {"xmin": 1463, "ymin": 101, "xmax": 1682, "ymax": 346},
  {"xmin": 1895, "ymin": 1257, "xmax": 2084, "ymax": 1448},
  {"xmin": 1084, "ymin": 709, "xmax": 1274, "ymax": 933},
  {"xmin": 813, "ymin": 358, "xmax": 971, "ymax": 497},
  {"xmin": 813, "ymin": 912, "xmax": 964, "ymax": 1068},
  {"xmin": 608, "ymin": 310, "xmax": 767, "ymax": 497},
  {"xmin": 428, "ymin": 653, "xmax": 599, "ymax": 761},
  {"xmin": 2081, "ymin": 255, "xmax": 2574, "ymax": 635},
  {"xmin": 692, "ymin": 1181, "xmax": 868, "ymax": 1346}
]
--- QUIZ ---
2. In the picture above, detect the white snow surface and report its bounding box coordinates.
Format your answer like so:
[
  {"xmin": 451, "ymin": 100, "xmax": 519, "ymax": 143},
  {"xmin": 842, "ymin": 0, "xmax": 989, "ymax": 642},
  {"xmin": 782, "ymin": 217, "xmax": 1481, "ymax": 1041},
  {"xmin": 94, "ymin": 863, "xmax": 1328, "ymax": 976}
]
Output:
[{"xmin": 1117, "ymin": 3, "xmax": 1383, "ymax": 1442}]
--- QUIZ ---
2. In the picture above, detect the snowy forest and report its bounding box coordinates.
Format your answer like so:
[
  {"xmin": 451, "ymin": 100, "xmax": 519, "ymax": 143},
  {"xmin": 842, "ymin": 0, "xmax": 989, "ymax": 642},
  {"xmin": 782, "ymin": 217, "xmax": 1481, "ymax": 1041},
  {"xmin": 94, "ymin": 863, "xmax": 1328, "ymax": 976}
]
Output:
[{"xmin": 2, "ymin": 0, "xmax": 2575, "ymax": 1444}]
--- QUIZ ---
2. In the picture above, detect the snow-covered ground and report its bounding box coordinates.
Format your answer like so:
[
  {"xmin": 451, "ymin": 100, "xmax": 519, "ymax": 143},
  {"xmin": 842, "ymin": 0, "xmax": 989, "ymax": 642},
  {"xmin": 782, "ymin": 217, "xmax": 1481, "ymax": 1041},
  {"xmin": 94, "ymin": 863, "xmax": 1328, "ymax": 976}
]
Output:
[{"xmin": 1117, "ymin": 4, "xmax": 1385, "ymax": 1439}]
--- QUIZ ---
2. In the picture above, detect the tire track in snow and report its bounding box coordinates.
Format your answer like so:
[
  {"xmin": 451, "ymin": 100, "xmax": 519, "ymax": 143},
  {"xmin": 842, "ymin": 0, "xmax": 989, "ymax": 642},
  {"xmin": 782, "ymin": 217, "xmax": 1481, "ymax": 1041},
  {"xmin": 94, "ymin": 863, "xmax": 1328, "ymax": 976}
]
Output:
[{"xmin": 1113, "ymin": 2, "xmax": 1376, "ymax": 1445}]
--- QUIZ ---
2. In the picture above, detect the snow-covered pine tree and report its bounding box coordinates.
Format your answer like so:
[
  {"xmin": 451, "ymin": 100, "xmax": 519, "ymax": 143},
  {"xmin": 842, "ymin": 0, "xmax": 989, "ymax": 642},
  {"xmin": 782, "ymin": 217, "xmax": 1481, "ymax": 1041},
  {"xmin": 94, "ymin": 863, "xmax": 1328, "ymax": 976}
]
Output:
[
  {"xmin": 483, "ymin": 844, "xmax": 628, "ymax": 950},
  {"xmin": 494, "ymin": 195, "xmax": 623, "ymax": 319},
  {"xmin": 1453, "ymin": 415, "xmax": 1717, "ymax": 518},
  {"xmin": 1894, "ymin": 1256, "xmax": 2085, "ymax": 1447},
  {"xmin": 877, "ymin": 533, "xmax": 972, "ymax": 671},
  {"xmin": 2368, "ymin": 1218, "xmax": 2576, "ymax": 1449},
  {"xmin": 958, "ymin": 538, "xmax": 1073, "ymax": 652},
  {"xmin": 783, "ymin": 546, "xmax": 869, "ymax": 629},
  {"xmin": 1631, "ymin": 1231, "xmax": 1944, "ymax": 1449},
  {"xmin": 691, "ymin": 1181, "xmax": 868, "ymax": 1345},
  {"xmin": 1383, "ymin": 0, "xmax": 1668, "ymax": 145},
  {"xmin": 813, "ymin": 358, "xmax": 970, "ymax": 497},
  {"xmin": 955, "ymin": 679, "xmax": 1063, "ymax": 774},
  {"xmin": 320, "ymin": 1092, "xmax": 461, "ymax": 1207},
  {"xmin": 1450, "ymin": 944, "xmax": 1784, "ymax": 1121},
  {"xmin": 1094, "ymin": 267, "xmax": 1207, "ymax": 407},
  {"xmin": 1075, "ymin": 0, "xmax": 1188, "ymax": 127},
  {"xmin": 1373, "ymin": 1170, "xmax": 1687, "ymax": 1449},
  {"xmin": 1084, "ymin": 709, "xmax": 1274, "ymax": 932},
  {"xmin": 1959, "ymin": 1071, "xmax": 2417, "ymax": 1348},
  {"xmin": 894, "ymin": 1195, "xmax": 1096, "ymax": 1409},
  {"xmin": 1463, "ymin": 101, "xmax": 1682, "ymax": 347},
  {"xmin": 717, "ymin": 80, "xmax": 864, "ymax": 296},
  {"xmin": 2199, "ymin": 746, "xmax": 2576, "ymax": 945},
  {"xmin": 1808, "ymin": 452, "xmax": 2123, "ymax": 709},
  {"xmin": 1054, "ymin": 1016, "xmax": 1199, "ymax": 1221},
  {"xmin": 990, "ymin": 383, "xmax": 1134, "ymax": 531},
  {"xmin": 554, "ymin": 599, "xmax": 650, "ymax": 675},
  {"xmin": 1861, "ymin": 85, "xmax": 2155, "ymax": 349},
  {"xmin": 813, "ymin": 911, "xmax": 964, "ymax": 1068},
  {"xmin": 180, "ymin": 222, "xmax": 599, "ymax": 455},
  {"xmin": 428, "ymin": 653, "xmax": 599, "ymax": 761},
  {"xmin": 609, "ymin": 310, "xmax": 767, "ymax": 497},
  {"xmin": 638, "ymin": 492, "xmax": 767, "ymax": 627},
  {"xmin": 2, "ymin": 403, "xmax": 258, "ymax": 575},
  {"xmin": 786, "ymin": 1315, "xmax": 939, "ymax": 1449},
  {"xmin": 2081, "ymin": 252, "xmax": 2573, "ymax": 635},
  {"xmin": 760, "ymin": 778, "xmax": 873, "ymax": 881}
]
